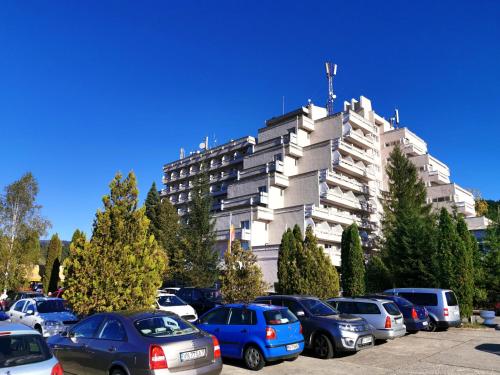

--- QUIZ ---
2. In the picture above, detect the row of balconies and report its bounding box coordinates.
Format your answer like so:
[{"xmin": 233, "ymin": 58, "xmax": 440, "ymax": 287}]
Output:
[
  {"xmin": 213, "ymin": 191, "xmax": 269, "ymax": 211},
  {"xmin": 319, "ymin": 169, "xmax": 376, "ymax": 196},
  {"xmin": 332, "ymin": 155, "xmax": 376, "ymax": 181},
  {"xmin": 162, "ymin": 170, "xmax": 238, "ymax": 195},
  {"xmin": 332, "ymin": 138, "xmax": 375, "ymax": 165},
  {"xmin": 311, "ymin": 222, "xmax": 377, "ymax": 247},
  {"xmin": 305, "ymin": 204, "xmax": 379, "ymax": 230},
  {"xmin": 163, "ymin": 155, "xmax": 244, "ymax": 183},
  {"xmin": 320, "ymin": 189, "xmax": 376, "ymax": 213}
]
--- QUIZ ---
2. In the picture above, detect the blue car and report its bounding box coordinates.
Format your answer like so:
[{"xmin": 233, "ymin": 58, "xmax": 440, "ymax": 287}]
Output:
[
  {"xmin": 363, "ymin": 294, "xmax": 429, "ymax": 332},
  {"xmin": 0, "ymin": 310, "xmax": 9, "ymax": 321},
  {"xmin": 197, "ymin": 303, "xmax": 304, "ymax": 370}
]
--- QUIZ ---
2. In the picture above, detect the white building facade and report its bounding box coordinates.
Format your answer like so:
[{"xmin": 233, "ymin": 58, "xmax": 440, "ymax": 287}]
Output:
[{"xmin": 161, "ymin": 96, "xmax": 476, "ymax": 288}]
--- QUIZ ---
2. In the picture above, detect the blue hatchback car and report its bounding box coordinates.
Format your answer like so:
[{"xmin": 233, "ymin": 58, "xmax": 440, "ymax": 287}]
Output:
[{"xmin": 197, "ymin": 303, "xmax": 304, "ymax": 370}]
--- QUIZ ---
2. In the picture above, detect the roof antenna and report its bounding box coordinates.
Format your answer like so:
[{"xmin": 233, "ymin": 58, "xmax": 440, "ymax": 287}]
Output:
[
  {"xmin": 179, "ymin": 147, "xmax": 185, "ymax": 159},
  {"xmin": 390, "ymin": 108, "xmax": 400, "ymax": 128},
  {"xmin": 325, "ymin": 62, "xmax": 337, "ymax": 116},
  {"xmin": 282, "ymin": 96, "xmax": 285, "ymax": 115}
]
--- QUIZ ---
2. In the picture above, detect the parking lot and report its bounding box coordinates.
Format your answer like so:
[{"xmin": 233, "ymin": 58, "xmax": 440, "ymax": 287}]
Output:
[{"xmin": 221, "ymin": 326, "xmax": 500, "ymax": 374}]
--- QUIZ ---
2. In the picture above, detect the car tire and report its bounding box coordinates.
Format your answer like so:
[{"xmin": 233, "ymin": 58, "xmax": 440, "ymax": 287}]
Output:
[
  {"xmin": 35, "ymin": 325, "xmax": 43, "ymax": 335},
  {"xmin": 427, "ymin": 318, "xmax": 437, "ymax": 332},
  {"xmin": 244, "ymin": 345, "xmax": 265, "ymax": 371},
  {"xmin": 111, "ymin": 368, "xmax": 126, "ymax": 375},
  {"xmin": 313, "ymin": 333, "xmax": 334, "ymax": 359}
]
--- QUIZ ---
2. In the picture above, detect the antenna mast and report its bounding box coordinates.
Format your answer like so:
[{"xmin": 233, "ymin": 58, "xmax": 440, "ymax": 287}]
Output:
[{"xmin": 325, "ymin": 62, "xmax": 337, "ymax": 116}]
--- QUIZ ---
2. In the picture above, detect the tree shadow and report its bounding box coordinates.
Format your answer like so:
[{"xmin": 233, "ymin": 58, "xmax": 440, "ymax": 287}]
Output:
[{"xmin": 475, "ymin": 343, "xmax": 500, "ymax": 356}]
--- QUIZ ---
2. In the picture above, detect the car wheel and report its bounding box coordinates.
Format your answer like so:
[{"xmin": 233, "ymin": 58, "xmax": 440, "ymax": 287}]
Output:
[
  {"xmin": 427, "ymin": 318, "xmax": 437, "ymax": 332},
  {"xmin": 313, "ymin": 333, "xmax": 334, "ymax": 359},
  {"xmin": 244, "ymin": 345, "xmax": 265, "ymax": 371},
  {"xmin": 35, "ymin": 325, "xmax": 43, "ymax": 335},
  {"xmin": 111, "ymin": 368, "xmax": 126, "ymax": 375}
]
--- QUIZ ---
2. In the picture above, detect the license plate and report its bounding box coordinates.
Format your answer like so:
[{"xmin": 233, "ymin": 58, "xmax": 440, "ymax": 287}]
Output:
[
  {"xmin": 422, "ymin": 321, "xmax": 428, "ymax": 326},
  {"xmin": 180, "ymin": 348, "xmax": 206, "ymax": 362},
  {"xmin": 286, "ymin": 343, "xmax": 299, "ymax": 351},
  {"xmin": 361, "ymin": 336, "xmax": 372, "ymax": 344}
]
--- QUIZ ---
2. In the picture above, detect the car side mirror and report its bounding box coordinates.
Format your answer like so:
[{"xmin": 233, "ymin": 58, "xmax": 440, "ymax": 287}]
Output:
[
  {"xmin": 26, "ymin": 309, "xmax": 34, "ymax": 316},
  {"xmin": 295, "ymin": 310, "xmax": 305, "ymax": 317}
]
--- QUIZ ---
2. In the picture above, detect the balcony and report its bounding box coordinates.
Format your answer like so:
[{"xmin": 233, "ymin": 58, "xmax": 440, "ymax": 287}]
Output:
[
  {"xmin": 220, "ymin": 191, "xmax": 269, "ymax": 210},
  {"xmin": 343, "ymin": 127, "xmax": 376, "ymax": 149},
  {"xmin": 319, "ymin": 169, "xmax": 375, "ymax": 195},
  {"xmin": 321, "ymin": 189, "xmax": 361, "ymax": 211},
  {"xmin": 332, "ymin": 138, "xmax": 374, "ymax": 165},
  {"xmin": 403, "ymin": 142, "xmax": 426, "ymax": 156},
  {"xmin": 426, "ymin": 170, "xmax": 450, "ymax": 185},
  {"xmin": 254, "ymin": 206, "xmax": 274, "ymax": 222},
  {"xmin": 345, "ymin": 111, "xmax": 378, "ymax": 134},
  {"xmin": 298, "ymin": 116, "xmax": 315, "ymax": 132},
  {"xmin": 305, "ymin": 204, "xmax": 354, "ymax": 226},
  {"xmin": 313, "ymin": 226, "xmax": 342, "ymax": 243},
  {"xmin": 332, "ymin": 156, "xmax": 376, "ymax": 181},
  {"xmin": 270, "ymin": 172, "xmax": 289, "ymax": 188}
]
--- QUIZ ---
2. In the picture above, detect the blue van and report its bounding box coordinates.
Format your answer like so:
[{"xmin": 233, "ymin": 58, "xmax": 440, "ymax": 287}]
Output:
[{"xmin": 196, "ymin": 303, "xmax": 304, "ymax": 370}]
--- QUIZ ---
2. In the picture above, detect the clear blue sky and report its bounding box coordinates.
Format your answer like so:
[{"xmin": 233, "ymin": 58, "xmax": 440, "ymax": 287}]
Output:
[{"xmin": 1, "ymin": 1, "xmax": 499, "ymax": 240}]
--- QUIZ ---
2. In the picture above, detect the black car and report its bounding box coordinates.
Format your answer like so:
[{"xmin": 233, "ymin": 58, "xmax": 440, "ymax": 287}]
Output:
[
  {"xmin": 176, "ymin": 287, "xmax": 223, "ymax": 316},
  {"xmin": 254, "ymin": 295, "xmax": 374, "ymax": 359}
]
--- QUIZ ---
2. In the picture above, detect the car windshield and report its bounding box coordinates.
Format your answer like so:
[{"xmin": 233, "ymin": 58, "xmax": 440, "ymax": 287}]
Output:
[
  {"xmin": 264, "ymin": 309, "xmax": 298, "ymax": 325},
  {"xmin": 0, "ymin": 334, "xmax": 51, "ymax": 368},
  {"xmin": 36, "ymin": 300, "xmax": 66, "ymax": 313},
  {"xmin": 135, "ymin": 315, "xmax": 198, "ymax": 337},
  {"xmin": 157, "ymin": 295, "xmax": 186, "ymax": 307},
  {"xmin": 302, "ymin": 299, "xmax": 338, "ymax": 316},
  {"xmin": 202, "ymin": 290, "xmax": 222, "ymax": 301}
]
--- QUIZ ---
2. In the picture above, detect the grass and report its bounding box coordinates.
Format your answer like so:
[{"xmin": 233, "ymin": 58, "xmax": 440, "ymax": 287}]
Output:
[{"xmin": 460, "ymin": 322, "xmax": 488, "ymax": 329}]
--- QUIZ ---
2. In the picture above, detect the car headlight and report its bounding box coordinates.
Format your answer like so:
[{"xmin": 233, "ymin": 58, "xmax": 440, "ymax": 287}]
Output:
[
  {"xmin": 339, "ymin": 323, "xmax": 365, "ymax": 332},
  {"xmin": 44, "ymin": 320, "xmax": 62, "ymax": 327}
]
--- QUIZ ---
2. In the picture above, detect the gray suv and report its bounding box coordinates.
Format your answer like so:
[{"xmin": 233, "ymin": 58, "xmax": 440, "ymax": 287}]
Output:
[
  {"xmin": 254, "ymin": 295, "xmax": 374, "ymax": 359},
  {"xmin": 328, "ymin": 297, "xmax": 406, "ymax": 340},
  {"xmin": 384, "ymin": 288, "xmax": 461, "ymax": 331}
]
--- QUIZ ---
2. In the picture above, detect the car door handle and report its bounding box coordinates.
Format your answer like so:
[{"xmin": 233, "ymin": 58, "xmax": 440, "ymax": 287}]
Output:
[{"xmin": 108, "ymin": 346, "xmax": 117, "ymax": 352}]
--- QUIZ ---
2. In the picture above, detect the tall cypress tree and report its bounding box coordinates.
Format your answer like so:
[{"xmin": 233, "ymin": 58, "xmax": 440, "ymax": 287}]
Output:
[
  {"xmin": 63, "ymin": 229, "xmax": 86, "ymax": 292},
  {"xmin": 276, "ymin": 229, "xmax": 301, "ymax": 294},
  {"xmin": 455, "ymin": 216, "xmax": 475, "ymax": 318},
  {"xmin": 43, "ymin": 234, "xmax": 62, "ymax": 293},
  {"xmin": 382, "ymin": 146, "xmax": 437, "ymax": 287},
  {"xmin": 63, "ymin": 172, "xmax": 167, "ymax": 316},
  {"xmin": 436, "ymin": 209, "xmax": 459, "ymax": 289},
  {"xmin": 182, "ymin": 171, "xmax": 218, "ymax": 287},
  {"xmin": 340, "ymin": 223, "xmax": 365, "ymax": 296}
]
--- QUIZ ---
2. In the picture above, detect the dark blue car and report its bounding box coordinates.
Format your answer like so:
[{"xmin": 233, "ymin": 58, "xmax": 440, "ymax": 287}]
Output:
[
  {"xmin": 197, "ymin": 303, "xmax": 304, "ymax": 370},
  {"xmin": 0, "ymin": 310, "xmax": 9, "ymax": 321},
  {"xmin": 363, "ymin": 294, "xmax": 429, "ymax": 332}
]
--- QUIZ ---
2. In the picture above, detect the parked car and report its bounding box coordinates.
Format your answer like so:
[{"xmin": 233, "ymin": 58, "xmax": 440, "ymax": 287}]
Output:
[
  {"xmin": 3, "ymin": 291, "xmax": 43, "ymax": 311},
  {"xmin": 48, "ymin": 310, "xmax": 223, "ymax": 375},
  {"xmin": 160, "ymin": 287, "xmax": 181, "ymax": 295},
  {"xmin": 155, "ymin": 293, "xmax": 198, "ymax": 323},
  {"xmin": 0, "ymin": 310, "xmax": 9, "ymax": 321},
  {"xmin": 8, "ymin": 298, "xmax": 78, "ymax": 338},
  {"xmin": 176, "ymin": 287, "xmax": 223, "ymax": 316},
  {"xmin": 384, "ymin": 288, "xmax": 461, "ymax": 331},
  {"xmin": 327, "ymin": 297, "xmax": 406, "ymax": 341},
  {"xmin": 197, "ymin": 303, "xmax": 304, "ymax": 370},
  {"xmin": 254, "ymin": 295, "xmax": 374, "ymax": 359},
  {"xmin": 362, "ymin": 294, "xmax": 429, "ymax": 333},
  {"xmin": 0, "ymin": 322, "xmax": 63, "ymax": 374}
]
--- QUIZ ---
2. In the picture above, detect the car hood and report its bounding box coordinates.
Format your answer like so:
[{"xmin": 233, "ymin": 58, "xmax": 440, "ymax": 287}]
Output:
[
  {"xmin": 38, "ymin": 311, "xmax": 77, "ymax": 322},
  {"xmin": 158, "ymin": 305, "xmax": 196, "ymax": 317},
  {"xmin": 314, "ymin": 313, "xmax": 367, "ymax": 324}
]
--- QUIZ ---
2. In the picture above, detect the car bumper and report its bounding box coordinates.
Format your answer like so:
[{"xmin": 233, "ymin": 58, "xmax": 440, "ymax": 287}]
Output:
[
  {"xmin": 373, "ymin": 327, "xmax": 406, "ymax": 340},
  {"xmin": 436, "ymin": 319, "xmax": 461, "ymax": 328},
  {"xmin": 264, "ymin": 340, "xmax": 305, "ymax": 361},
  {"xmin": 42, "ymin": 325, "xmax": 71, "ymax": 338},
  {"xmin": 335, "ymin": 331, "xmax": 374, "ymax": 352},
  {"xmin": 405, "ymin": 319, "xmax": 429, "ymax": 331},
  {"xmin": 152, "ymin": 359, "xmax": 223, "ymax": 375}
]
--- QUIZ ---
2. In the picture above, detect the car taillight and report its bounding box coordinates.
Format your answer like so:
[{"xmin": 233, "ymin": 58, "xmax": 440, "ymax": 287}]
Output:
[
  {"xmin": 212, "ymin": 335, "xmax": 221, "ymax": 359},
  {"xmin": 149, "ymin": 345, "xmax": 168, "ymax": 370},
  {"xmin": 443, "ymin": 308, "xmax": 449, "ymax": 317},
  {"xmin": 299, "ymin": 324, "xmax": 303, "ymax": 334},
  {"xmin": 385, "ymin": 316, "xmax": 392, "ymax": 329},
  {"xmin": 411, "ymin": 308, "xmax": 418, "ymax": 320},
  {"xmin": 51, "ymin": 363, "xmax": 64, "ymax": 375},
  {"xmin": 265, "ymin": 326, "xmax": 276, "ymax": 340}
]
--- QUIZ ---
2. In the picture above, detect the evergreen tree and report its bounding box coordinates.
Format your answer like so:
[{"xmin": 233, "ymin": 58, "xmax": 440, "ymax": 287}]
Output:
[
  {"xmin": 436, "ymin": 209, "xmax": 461, "ymax": 289},
  {"xmin": 303, "ymin": 226, "xmax": 340, "ymax": 299},
  {"xmin": 0, "ymin": 172, "xmax": 50, "ymax": 290},
  {"xmin": 221, "ymin": 240, "xmax": 267, "ymax": 303},
  {"xmin": 455, "ymin": 216, "xmax": 475, "ymax": 318},
  {"xmin": 182, "ymin": 171, "xmax": 218, "ymax": 287},
  {"xmin": 483, "ymin": 223, "xmax": 500, "ymax": 305},
  {"xmin": 43, "ymin": 234, "xmax": 62, "ymax": 293},
  {"xmin": 145, "ymin": 183, "xmax": 184, "ymax": 283},
  {"xmin": 63, "ymin": 172, "xmax": 167, "ymax": 316},
  {"xmin": 365, "ymin": 255, "xmax": 393, "ymax": 293},
  {"xmin": 276, "ymin": 229, "xmax": 301, "ymax": 294},
  {"xmin": 340, "ymin": 223, "xmax": 365, "ymax": 296},
  {"xmin": 382, "ymin": 146, "xmax": 437, "ymax": 287}
]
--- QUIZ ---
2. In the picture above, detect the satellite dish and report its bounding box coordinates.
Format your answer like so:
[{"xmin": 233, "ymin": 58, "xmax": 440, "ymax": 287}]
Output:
[{"xmin": 199, "ymin": 143, "xmax": 206, "ymax": 149}]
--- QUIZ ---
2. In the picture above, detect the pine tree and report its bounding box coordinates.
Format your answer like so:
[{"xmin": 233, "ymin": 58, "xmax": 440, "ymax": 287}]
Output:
[
  {"xmin": 436, "ymin": 209, "xmax": 461, "ymax": 289},
  {"xmin": 382, "ymin": 146, "xmax": 438, "ymax": 287},
  {"xmin": 182, "ymin": 171, "xmax": 218, "ymax": 287},
  {"xmin": 483, "ymin": 223, "xmax": 500, "ymax": 305},
  {"xmin": 340, "ymin": 223, "xmax": 365, "ymax": 296},
  {"xmin": 365, "ymin": 255, "xmax": 393, "ymax": 293},
  {"xmin": 221, "ymin": 240, "xmax": 267, "ymax": 303},
  {"xmin": 276, "ymin": 229, "xmax": 301, "ymax": 294},
  {"xmin": 43, "ymin": 234, "xmax": 62, "ymax": 293},
  {"xmin": 455, "ymin": 216, "xmax": 475, "ymax": 318},
  {"xmin": 63, "ymin": 172, "xmax": 167, "ymax": 316},
  {"xmin": 304, "ymin": 226, "xmax": 340, "ymax": 299},
  {"xmin": 145, "ymin": 183, "xmax": 184, "ymax": 283}
]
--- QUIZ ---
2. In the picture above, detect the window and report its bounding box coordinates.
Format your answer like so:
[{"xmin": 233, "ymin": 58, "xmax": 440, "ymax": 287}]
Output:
[
  {"xmin": 301, "ymin": 299, "xmax": 337, "ymax": 316},
  {"xmin": 334, "ymin": 301, "xmax": 356, "ymax": 314},
  {"xmin": 0, "ymin": 334, "xmax": 51, "ymax": 368},
  {"xmin": 98, "ymin": 319, "xmax": 126, "ymax": 341},
  {"xmin": 263, "ymin": 309, "xmax": 298, "ymax": 325},
  {"xmin": 36, "ymin": 300, "xmax": 66, "ymax": 313},
  {"xmin": 228, "ymin": 308, "xmax": 256, "ymax": 325},
  {"xmin": 157, "ymin": 295, "xmax": 186, "ymax": 307},
  {"xmin": 13, "ymin": 301, "xmax": 26, "ymax": 313},
  {"xmin": 199, "ymin": 307, "xmax": 229, "ymax": 325},
  {"xmin": 294, "ymin": 159, "xmax": 298, "ymax": 166},
  {"xmin": 382, "ymin": 302, "xmax": 401, "ymax": 316},
  {"xmin": 355, "ymin": 303, "xmax": 380, "ymax": 314},
  {"xmin": 282, "ymin": 299, "xmax": 305, "ymax": 317},
  {"xmin": 445, "ymin": 292, "xmax": 458, "ymax": 306},
  {"xmin": 399, "ymin": 293, "xmax": 438, "ymax": 306},
  {"xmin": 258, "ymin": 186, "xmax": 267, "ymax": 193},
  {"xmin": 274, "ymin": 153, "xmax": 282, "ymax": 162},
  {"xmin": 71, "ymin": 315, "xmax": 105, "ymax": 338},
  {"xmin": 24, "ymin": 304, "xmax": 35, "ymax": 313},
  {"xmin": 135, "ymin": 315, "xmax": 198, "ymax": 337},
  {"xmin": 240, "ymin": 220, "xmax": 250, "ymax": 230}
]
